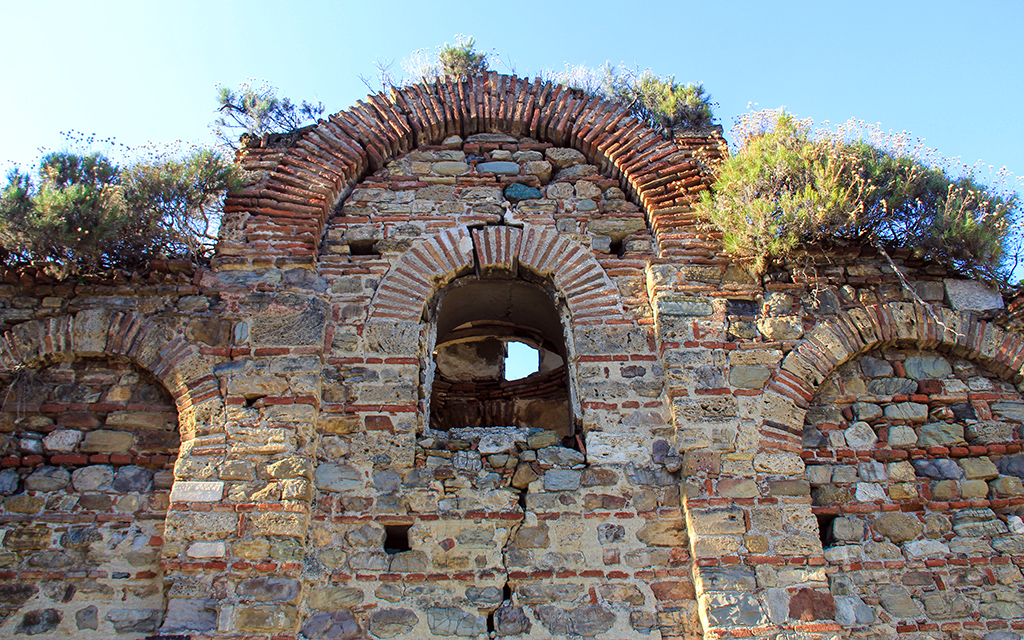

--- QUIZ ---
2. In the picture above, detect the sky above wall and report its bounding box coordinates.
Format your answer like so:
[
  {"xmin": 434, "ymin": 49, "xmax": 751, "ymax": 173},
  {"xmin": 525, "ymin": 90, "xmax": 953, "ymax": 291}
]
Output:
[{"xmin": 2, "ymin": 0, "xmax": 1022, "ymax": 192}]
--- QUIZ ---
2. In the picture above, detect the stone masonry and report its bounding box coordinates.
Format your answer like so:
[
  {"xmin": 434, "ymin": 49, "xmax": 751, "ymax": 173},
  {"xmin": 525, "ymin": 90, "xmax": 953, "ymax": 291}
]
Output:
[{"xmin": 1, "ymin": 74, "xmax": 1023, "ymax": 640}]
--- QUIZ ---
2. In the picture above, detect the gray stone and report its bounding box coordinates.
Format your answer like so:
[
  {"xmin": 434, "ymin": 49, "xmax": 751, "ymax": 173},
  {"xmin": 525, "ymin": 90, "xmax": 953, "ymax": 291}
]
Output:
[
  {"xmin": 369, "ymin": 609, "xmax": 418, "ymax": 638},
  {"xmin": 888, "ymin": 425, "xmax": 918, "ymax": 447},
  {"xmin": 113, "ymin": 465, "xmax": 153, "ymax": 492},
  {"xmin": 251, "ymin": 303, "xmax": 327, "ymax": 346},
  {"xmin": 999, "ymin": 454, "xmax": 1024, "ymax": 479},
  {"xmin": 494, "ymin": 605, "xmax": 531, "ymax": 636},
  {"xmin": 857, "ymin": 460, "xmax": 887, "ymax": 482},
  {"xmin": 426, "ymin": 607, "xmax": 485, "ymax": 637},
  {"xmin": 162, "ymin": 598, "xmax": 219, "ymax": 632},
  {"xmin": 535, "ymin": 605, "xmax": 615, "ymax": 637},
  {"xmin": 954, "ymin": 514, "xmax": 1008, "ymax": 538},
  {"xmin": 884, "ymin": 402, "xmax": 928, "ymax": 422},
  {"xmin": 537, "ymin": 446, "xmax": 585, "ymax": 468},
  {"xmin": 867, "ymin": 378, "xmax": 918, "ymax": 396},
  {"xmin": 389, "ymin": 550, "xmax": 428, "ymax": 572},
  {"xmin": 991, "ymin": 536, "xmax": 1024, "ymax": 554},
  {"xmin": 993, "ymin": 402, "xmax": 1024, "ymax": 422},
  {"xmin": 834, "ymin": 596, "xmax": 875, "ymax": 625},
  {"xmin": 476, "ymin": 161, "xmax": 520, "ymax": 175},
  {"xmin": 945, "ymin": 278, "xmax": 1004, "ymax": 312},
  {"xmin": 236, "ymin": 577, "xmax": 300, "ymax": 602},
  {"xmin": 465, "ymin": 586, "xmax": 503, "ymax": 606},
  {"xmin": 903, "ymin": 355, "xmax": 953, "ymax": 380},
  {"xmin": 832, "ymin": 517, "xmax": 865, "ymax": 542},
  {"xmin": 984, "ymin": 633, "xmax": 1021, "ymax": 640},
  {"xmin": 301, "ymin": 610, "xmax": 362, "ymax": 640},
  {"xmin": 913, "ymin": 458, "xmax": 964, "ymax": 480},
  {"xmin": 852, "ymin": 402, "xmax": 883, "ymax": 421},
  {"xmin": 860, "ymin": 356, "xmax": 893, "ymax": 378},
  {"xmin": 700, "ymin": 567, "xmax": 758, "ymax": 591},
  {"xmin": 16, "ymin": 609, "xmax": 62, "ymax": 635},
  {"xmin": 315, "ymin": 464, "xmax": 363, "ymax": 492},
  {"xmin": 917, "ymin": 422, "xmax": 967, "ymax": 447},
  {"xmin": 452, "ymin": 450, "xmax": 482, "ymax": 472},
  {"xmin": 967, "ymin": 421, "xmax": 1016, "ymax": 444},
  {"xmin": 25, "ymin": 466, "xmax": 71, "ymax": 492},
  {"xmin": 0, "ymin": 469, "xmax": 19, "ymax": 495},
  {"xmin": 702, "ymin": 592, "xmax": 767, "ymax": 627},
  {"xmin": 877, "ymin": 585, "xmax": 921, "ymax": 617},
  {"xmin": 105, "ymin": 609, "xmax": 161, "ymax": 633},
  {"xmin": 42, "ymin": 429, "xmax": 82, "ymax": 453},
  {"xmin": 845, "ymin": 422, "xmax": 877, "ymax": 449},
  {"xmin": 657, "ymin": 294, "xmax": 713, "ymax": 316},
  {"xmin": 75, "ymin": 605, "xmax": 98, "ymax": 630},
  {"xmin": 544, "ymin": 469, "xmax": 582, "ymax": 491}
]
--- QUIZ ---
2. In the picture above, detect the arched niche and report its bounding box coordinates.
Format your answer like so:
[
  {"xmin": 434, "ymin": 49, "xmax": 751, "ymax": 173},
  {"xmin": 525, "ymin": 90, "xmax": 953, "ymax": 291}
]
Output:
[
  {"xmin": 0, "ymin": 356, "xmax": 179, "ymax": 637},
  {"xmin": 428, "ymin": 277, "xmax": 573, "ymax": 438}
]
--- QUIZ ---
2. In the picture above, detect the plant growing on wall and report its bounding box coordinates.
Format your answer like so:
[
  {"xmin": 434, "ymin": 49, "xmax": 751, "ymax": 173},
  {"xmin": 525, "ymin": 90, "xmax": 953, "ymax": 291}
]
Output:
[
  {"xmin": 0, "ymin": 147, "xmax": 240, "ymax": 274},
  {"xmin": 546, "ymin": 63, "xmax": 715, "ymax": 133},
  {"xmin": 214, "ymin": 80, "xmax": 325, "ymax": 149},
  {"xmin": 401, "ymin": 35, "xmax": 490, "ymax": 83},
  {"xmin": 696, "ymin": 109, "xmax": 1019, "ymax": 282}
]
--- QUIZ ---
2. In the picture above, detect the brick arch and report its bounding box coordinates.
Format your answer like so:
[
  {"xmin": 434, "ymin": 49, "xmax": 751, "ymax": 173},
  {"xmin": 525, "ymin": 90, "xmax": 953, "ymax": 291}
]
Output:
[
  {"xmin": 0, "ymin": 309, "xmax": 218, "ymax": 428},
  {"xmin": 758, "ymin": 301, "xmax": 1024, "ymax": 450},
  {"xmin": 369, "ymin": 225, "xmax": 627, "ymax": 325},
  {"xmin": 224, "ymin": 72, "xmax": 717, "ymax": 257}
]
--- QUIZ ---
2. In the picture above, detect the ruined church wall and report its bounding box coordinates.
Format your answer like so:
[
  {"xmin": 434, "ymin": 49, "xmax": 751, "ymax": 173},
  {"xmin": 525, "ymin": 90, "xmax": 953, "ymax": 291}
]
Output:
[{"xmin": 1, "ymin": 74, "xmax": 1023, "ymax": 640}]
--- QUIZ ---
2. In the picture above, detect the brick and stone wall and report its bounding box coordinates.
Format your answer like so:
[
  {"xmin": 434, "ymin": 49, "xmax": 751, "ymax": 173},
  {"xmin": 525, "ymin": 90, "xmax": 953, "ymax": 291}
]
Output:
[{"xmin": 0, "ymin": 74, "xmax": 1021, "ymax": 640}]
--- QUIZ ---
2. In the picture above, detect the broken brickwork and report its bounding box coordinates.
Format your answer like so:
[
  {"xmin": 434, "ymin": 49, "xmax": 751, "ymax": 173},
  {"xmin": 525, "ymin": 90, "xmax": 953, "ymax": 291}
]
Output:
[{"xmin": 1, "ymin": 74, "xmax": 1022, "ymax": 639}]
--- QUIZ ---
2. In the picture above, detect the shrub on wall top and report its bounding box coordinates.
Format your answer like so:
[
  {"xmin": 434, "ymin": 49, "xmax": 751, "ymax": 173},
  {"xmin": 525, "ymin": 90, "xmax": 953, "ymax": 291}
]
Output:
[
  {"xmin": 0, "ymin": 148, "xmax": 241, "ymax": 275},
  {"xmin": 696, "ymin": 110, "xmax": 1019, "ymax": 283}
]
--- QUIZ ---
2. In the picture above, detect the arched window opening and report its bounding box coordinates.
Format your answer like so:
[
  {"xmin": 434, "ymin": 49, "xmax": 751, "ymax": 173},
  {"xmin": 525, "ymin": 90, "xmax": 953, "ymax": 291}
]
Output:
[{"xmin": 429, "ymin": 278, "xmax": 572, "ymax": 440}]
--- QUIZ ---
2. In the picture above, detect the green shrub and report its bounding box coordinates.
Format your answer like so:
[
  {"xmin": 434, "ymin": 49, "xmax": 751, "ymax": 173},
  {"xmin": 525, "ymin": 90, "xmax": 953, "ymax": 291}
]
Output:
[
  {"xmin": 215, "ymin": 81, "xmax": 324, "ymax": 149},
  {"xmin": 437, "ymin": 36, "xmax": 488, "ymax": 78},
  {"xmin": 401, "ymin": 35, "xmax": 490, "ymax": 84},
  {"xmin": 0, "ymin": 149, "xmax": 241, "ymax": 274},
  {"xmin": 546, "ymin": 64, "xmax": 715, "ymax": 133},
  {"xmin": 697, "ymin": 110, "xmax": 1018, "ymax": 281}
]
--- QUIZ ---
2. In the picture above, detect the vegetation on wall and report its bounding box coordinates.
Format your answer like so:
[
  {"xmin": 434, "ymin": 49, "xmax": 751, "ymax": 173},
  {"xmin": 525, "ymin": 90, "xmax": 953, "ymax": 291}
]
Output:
[
  {"xmin": 548, "ymin": 63, "xmax": 715, "ymax": 133},
  {"xmin": 0, "ymin": 147, "xmax": 240, "ymax": 274},
  {"xmin": 696, "ymin": 109, "xmax": 1020, "ymax": 283},
  {"xmin": 214, "ymin": 80, "xmax": 325, "ymax": 150}
]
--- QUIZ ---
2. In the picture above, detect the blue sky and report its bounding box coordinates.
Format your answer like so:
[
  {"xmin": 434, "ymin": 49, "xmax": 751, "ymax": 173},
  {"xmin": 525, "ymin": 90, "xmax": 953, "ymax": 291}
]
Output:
[{"xmin": 2, "ymin": 0, "xmax": 1022, "ymax": 190}]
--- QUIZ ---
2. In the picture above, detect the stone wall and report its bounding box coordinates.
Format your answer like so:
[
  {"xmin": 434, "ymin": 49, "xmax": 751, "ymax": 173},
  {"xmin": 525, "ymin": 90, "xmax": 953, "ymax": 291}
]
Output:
[
  {"xmin": 0, "ymin": 74, "xmax": 1022, "ymax": 640},
  {"xmin": 0, "ymin": 358, "xmax": 178, "ymax": 637}
]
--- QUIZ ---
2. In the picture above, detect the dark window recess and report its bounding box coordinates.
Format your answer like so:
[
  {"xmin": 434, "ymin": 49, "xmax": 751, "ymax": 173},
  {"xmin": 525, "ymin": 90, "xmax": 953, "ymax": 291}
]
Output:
[
  {"xmin": 383, "ymin": 525, "xmax": 411, "ymax": 554},
  {"xmin": 608, "ymin": 238, "xmax": 624, "ymax": 257},
  {"xmin": 816, "ymin": 514, "xmax": 837, "ymax": 549},
  {"xmin": 429, "ymin": 279, "xmax": 572, "ymax": 437},
  {"xmin": 348, "ymin": 239, "xmax": 379, "ymax": 256}
]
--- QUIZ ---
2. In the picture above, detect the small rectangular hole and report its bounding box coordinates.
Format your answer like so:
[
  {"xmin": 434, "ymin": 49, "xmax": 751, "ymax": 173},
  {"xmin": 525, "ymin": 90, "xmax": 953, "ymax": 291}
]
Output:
[
  {"xmin": 349, "ymin": 240, "xmax": 379, "ymax": 256},
  {"xmin": 384, "ymin": 525, "xmax": 411, "ymax": 554}
]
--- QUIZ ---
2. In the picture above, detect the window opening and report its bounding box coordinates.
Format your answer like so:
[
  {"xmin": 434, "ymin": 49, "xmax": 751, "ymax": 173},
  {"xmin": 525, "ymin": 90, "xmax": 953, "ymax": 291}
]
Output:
[
  {"xmin": 428, "ymin": 279, "xmax": 572, "ymax": 438},
  {"xmin": 348, "ymin": 239, "xmax": 380, "ymax": 256},
  {"xmin": 504, "ymin": 341, "xmax": 539, "ymax": 380},
  {"xmin": 383, "ymin": 525, "xmax": 411, "ymax": 554},
  {"xmin": 816, "ymin": 514, "xmax": 837, "ymax": 549}
]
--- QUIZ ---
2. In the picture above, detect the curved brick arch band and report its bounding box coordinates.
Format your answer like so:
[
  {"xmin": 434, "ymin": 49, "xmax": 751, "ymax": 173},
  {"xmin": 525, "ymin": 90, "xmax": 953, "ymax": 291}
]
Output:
[
  {"xmin": 0, "ymin": 310, "xmax": 218, "ymax": 420},
  {"xmin": 224, "ymin": 73, "xmax": 717, "ymax": 256},
  {"xmin": 369, "ymin": 225, "xmax": 627, "ymax": 325},
  {"xmin": 759, "ymin": 301, "xmax": 1024, "ymax": 450}
]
